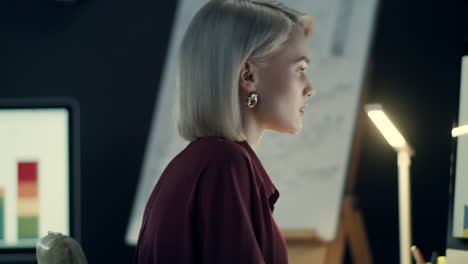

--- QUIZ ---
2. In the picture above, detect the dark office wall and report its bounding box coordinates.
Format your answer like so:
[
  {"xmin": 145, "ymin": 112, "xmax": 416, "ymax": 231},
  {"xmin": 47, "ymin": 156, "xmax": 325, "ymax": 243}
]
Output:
[
  {"xmin": 1, "ymin": 0, "xmax": 176, "ymax": 262},
  {"xmin": 0, "ymin": 0, "xmax": 461, "ymax": 263}
]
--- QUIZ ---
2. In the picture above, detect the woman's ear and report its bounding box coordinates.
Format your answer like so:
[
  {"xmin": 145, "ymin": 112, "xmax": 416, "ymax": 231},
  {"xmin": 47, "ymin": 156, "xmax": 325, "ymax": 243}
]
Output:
[{"xmin": 239, "ymin": 60, "xmax": 257, "ymax": 93}]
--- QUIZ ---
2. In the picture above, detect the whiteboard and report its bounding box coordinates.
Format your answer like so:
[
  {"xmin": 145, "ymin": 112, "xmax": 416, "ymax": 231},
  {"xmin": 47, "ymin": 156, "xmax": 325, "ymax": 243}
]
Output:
[{"xmin": 126, "ymin": 0, "xmax": 379, "ymax": 244}]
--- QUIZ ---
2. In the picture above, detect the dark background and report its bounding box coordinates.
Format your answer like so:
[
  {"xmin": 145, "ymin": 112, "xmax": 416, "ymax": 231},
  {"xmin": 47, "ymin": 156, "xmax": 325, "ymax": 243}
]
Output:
[{"xmin": 0, "ymin": 0, "xmax": 464, "ymax": 263}]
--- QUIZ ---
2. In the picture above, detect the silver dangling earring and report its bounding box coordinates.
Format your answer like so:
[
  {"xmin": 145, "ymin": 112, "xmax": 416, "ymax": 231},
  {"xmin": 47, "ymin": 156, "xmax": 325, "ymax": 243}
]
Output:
[{"xmin": 246, "ymin": 92, "xmax": 258, "ymax": 108}]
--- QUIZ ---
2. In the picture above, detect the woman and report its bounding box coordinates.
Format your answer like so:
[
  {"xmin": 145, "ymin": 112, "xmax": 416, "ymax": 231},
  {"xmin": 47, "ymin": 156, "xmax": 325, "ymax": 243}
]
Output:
[{"xmin": 135, "ymin": 0, "xmax": 315, "ymax": 263}]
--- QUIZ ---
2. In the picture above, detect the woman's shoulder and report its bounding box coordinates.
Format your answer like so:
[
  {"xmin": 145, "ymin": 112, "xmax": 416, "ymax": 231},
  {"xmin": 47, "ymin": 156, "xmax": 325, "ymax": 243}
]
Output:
[{"xmin": 189, "ymin": 136, "xmax": 252, "ymax": 164}]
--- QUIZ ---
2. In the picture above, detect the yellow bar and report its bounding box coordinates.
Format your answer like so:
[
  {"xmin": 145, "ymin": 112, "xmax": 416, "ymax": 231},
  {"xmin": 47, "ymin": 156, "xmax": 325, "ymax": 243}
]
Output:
[
  {"xmin": 463, "ymin": 228, "xmax": 468, "ymax": 238},
  {"xmin": 18, "ymin": 198, "xmax": 39, "ymax": 217}
]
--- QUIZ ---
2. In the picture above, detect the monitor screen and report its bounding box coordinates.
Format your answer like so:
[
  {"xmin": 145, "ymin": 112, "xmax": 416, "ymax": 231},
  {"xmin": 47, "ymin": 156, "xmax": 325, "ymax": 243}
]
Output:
[
  {"xmin": 446, "ymin": 55, "xmax": 468, "ymax": 262},
  {"xmin": 0, "ymin": 99, "xmax": 80, "ymax": 263}
]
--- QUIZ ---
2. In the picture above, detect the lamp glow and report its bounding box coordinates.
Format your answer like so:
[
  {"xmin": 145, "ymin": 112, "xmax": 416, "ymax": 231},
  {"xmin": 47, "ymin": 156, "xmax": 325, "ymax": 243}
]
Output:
[
  {"xmin": 452, "ymin": 125, "xmax": 468, "ymax": 137},
  {"xmin": 365, "ymin": 104, "xmax": 408, "ymax": 149}
]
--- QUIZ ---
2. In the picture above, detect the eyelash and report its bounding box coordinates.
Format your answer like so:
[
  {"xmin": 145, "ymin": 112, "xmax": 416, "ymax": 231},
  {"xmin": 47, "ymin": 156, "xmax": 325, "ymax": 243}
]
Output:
[{"xmin": 298, "ymin": 67, "xmax": 307, "ymax": 73}]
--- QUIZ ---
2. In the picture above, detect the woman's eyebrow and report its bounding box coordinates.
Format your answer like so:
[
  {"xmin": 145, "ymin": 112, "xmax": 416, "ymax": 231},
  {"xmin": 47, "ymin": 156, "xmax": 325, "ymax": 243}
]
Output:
[{"xmin": 294, "ymin": 56, "xmax": 310, "ymax": 65}]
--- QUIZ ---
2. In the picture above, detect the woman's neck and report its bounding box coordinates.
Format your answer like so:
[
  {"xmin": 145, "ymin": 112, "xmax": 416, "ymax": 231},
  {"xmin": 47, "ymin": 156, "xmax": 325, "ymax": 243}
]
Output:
[{"xmin": 240, "ymin": 109, "xmax": 265, "ymax": 151}]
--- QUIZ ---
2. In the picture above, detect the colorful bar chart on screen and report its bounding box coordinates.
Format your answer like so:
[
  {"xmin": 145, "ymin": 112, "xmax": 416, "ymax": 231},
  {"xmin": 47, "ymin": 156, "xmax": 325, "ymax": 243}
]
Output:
[
  {"xmin": 0, "ymin": 187, "xmax": 4, "ymax": 241},
  {"xmin": 17, "ymin": 161, "xmax": 39, "ymax": 239},
  {"xmin": 0, "ymin": 108, "xmax": 70, "ymax": 249}
]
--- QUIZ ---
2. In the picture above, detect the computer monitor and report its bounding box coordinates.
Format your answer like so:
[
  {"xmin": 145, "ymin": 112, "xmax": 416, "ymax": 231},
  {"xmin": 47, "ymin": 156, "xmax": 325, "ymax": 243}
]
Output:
[
  {"xmin": 446, "ymin": 55, "xmax": 468, "ymax": 263},
  {"xmin": 0, "ymin": 98, "xmax": 81, "ymax": 263}
]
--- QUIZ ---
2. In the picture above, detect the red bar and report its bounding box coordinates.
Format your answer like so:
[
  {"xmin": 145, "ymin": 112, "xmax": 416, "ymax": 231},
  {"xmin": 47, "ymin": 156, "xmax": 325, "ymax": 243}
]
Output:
[{"xmin": 18, "ymin": 162, "xmax": 38, "ymax": 182}]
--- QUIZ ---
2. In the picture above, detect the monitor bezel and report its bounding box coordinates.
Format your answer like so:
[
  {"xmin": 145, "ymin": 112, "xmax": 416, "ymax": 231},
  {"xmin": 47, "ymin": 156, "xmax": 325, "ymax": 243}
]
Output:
[{"xmin": 0, "ymin": 97, "xmax": 81, "ymax": 263}]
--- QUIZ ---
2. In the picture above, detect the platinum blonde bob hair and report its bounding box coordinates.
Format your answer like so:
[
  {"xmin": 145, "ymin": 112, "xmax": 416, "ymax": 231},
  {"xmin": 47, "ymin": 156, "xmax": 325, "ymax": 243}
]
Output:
[{"xmin": 176, "ymin": 0, "xmax": 313, "ymax": 142}]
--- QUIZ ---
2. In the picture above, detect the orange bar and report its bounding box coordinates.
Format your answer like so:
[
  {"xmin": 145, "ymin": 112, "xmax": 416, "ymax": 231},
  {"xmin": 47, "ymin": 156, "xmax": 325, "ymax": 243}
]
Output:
[
  {"xmin": 18, "ymin": 182, "xmax": 38, "ymax": 198},
  {"xmin": 18, "ymin": 198, "xmax": 39, "ymax": 217}
]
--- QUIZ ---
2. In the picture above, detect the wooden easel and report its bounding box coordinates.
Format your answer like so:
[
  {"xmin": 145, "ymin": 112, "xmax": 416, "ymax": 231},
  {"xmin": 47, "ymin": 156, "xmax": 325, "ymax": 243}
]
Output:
[
  {"xmin": 283, "ymin": 197, "xmax": 373, "ymax": 264},
  {"xmin": 282, "ymin": 62, "xmax": 375, "ymax": 264}
]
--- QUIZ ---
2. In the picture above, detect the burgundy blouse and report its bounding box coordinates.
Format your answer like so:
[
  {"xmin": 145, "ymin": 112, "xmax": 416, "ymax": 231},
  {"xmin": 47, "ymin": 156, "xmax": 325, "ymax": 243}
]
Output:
[{"xmin": 134, "ymin": 136, "xmax": 288, "ymax": 263}]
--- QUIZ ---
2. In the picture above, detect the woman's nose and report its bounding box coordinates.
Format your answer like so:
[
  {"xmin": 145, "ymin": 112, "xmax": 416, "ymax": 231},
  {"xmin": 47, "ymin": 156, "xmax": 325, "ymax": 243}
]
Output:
[{"xmin": 304, "ymin": 81, "xmax": 315, "ymax": 98}]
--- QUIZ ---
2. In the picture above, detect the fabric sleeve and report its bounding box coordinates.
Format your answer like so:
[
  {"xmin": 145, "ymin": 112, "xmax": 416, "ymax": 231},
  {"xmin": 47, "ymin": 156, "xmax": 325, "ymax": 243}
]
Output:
[{"xmin": 194, "ymin": 148, "xmax": 265, "ymax": 264}]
